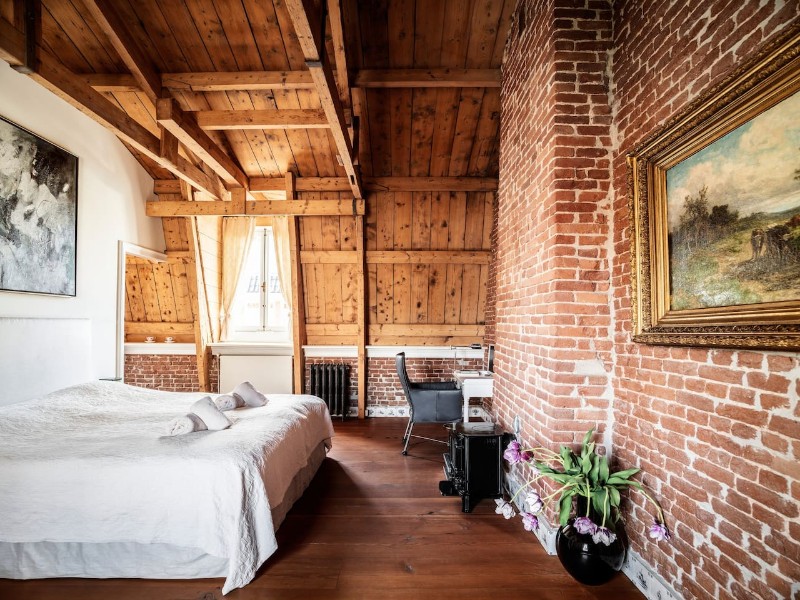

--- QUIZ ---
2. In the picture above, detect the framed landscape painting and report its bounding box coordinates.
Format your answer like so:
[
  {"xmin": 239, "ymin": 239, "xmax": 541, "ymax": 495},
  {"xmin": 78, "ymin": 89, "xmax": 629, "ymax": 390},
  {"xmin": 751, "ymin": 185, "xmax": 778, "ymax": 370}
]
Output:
[
  {"xmin": 628, "ymin": 24, "xmax": 800, "ymax": 350},
  {"xmin": 0, "ymin": 116, "xmax": 78, "ymax": 296}
]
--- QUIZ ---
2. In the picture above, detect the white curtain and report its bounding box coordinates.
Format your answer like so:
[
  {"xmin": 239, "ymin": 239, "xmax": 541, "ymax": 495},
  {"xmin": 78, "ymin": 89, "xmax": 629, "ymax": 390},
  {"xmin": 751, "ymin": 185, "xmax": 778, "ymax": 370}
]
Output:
[
  {"xmin": 271, "ymin": 216, "xmax": 293, "ymax": 313},
  {"xmin": 221, "ymin": 216, "xmax": 256, "ymax": 340}
]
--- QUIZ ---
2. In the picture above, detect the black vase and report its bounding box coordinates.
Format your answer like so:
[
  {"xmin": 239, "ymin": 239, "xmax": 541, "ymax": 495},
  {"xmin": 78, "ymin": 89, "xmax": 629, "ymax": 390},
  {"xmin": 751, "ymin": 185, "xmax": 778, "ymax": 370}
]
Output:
[{"xmin": 555, "ymin": 520, "xmax": 627, "ymax": 586}]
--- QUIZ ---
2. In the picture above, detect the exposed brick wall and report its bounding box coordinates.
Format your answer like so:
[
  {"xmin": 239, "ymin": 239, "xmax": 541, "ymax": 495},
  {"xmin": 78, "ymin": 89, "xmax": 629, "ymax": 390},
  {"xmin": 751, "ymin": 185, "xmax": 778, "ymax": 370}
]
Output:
[
  {"xmin": 124, "ymin": 354, "xmax": 219, "ymax": 393},
  {"xmin": 494, "ymin": 1, "xmax": 799, "ymax": 599},
  {"xmin": 493, "ymin": 0, "xmax": 615, "ymax": 450},
  {"xmin": 305, "ymin": 356, "xmax": 483, "ymax": 412},
  {"xmin": 610, "ymin": 3, "xmax": 799, "ymax": 599}
]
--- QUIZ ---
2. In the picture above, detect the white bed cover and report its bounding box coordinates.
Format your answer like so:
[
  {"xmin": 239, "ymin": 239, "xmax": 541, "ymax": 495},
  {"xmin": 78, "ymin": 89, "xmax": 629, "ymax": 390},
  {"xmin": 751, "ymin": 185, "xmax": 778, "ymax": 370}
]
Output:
[{"xmin": 0, "ymin": 381, "xmax": 335, "ymax": 594}]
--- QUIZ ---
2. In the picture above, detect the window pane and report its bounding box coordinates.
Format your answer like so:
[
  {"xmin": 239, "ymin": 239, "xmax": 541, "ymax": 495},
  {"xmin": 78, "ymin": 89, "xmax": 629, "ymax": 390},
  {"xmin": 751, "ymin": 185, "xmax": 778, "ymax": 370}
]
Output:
[
  {"xmin": 265, "ymin": 228, "xmax": 290, "ymax": 330},
  {"xmin": 231, "ymin": 230, "xmax": 263, "ymax": 330}
]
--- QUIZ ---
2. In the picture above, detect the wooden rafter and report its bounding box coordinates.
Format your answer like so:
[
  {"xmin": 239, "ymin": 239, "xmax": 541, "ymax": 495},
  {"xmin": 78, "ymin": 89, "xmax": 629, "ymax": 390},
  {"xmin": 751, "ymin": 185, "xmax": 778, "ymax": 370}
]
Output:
[
  {"xmin": 284, "ymin": 0, "xmax": 362, "ymax": 198},
  {"xmin": 327, "ymin": 0, "xmax": 350, "ymax": 106},
  {"xmin": 81, "ymin": 0, "xmax": 162, "ymax": 104},
  {"xmin": 146, "ymin": 198, "xmax": 365, "ymax": 217},
  {"xmin": 157, "ymin": 98, "xmax": 248, "ymax": 189},
  {"xmin": 194, "ymin": 108, "xmax": 329, "ymax": 130},
  {"xmin": 0, "ymin": 22, "xmax": 225, "ymax": 199},
  {"xmin": 162, "ymin": 70, "xmax": 315, "ymax": 91}
]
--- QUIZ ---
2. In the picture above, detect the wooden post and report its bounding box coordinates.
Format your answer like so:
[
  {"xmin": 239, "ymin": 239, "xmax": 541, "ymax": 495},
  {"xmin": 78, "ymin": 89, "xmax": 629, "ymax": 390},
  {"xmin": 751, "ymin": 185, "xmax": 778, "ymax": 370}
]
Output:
[
  {"xmin": 355, "ymin": 215, "xmax": 367, "ymax": 418},
  {"xmin": 286, "ymin": 172, "xmax": 306, "ymax": 393}
]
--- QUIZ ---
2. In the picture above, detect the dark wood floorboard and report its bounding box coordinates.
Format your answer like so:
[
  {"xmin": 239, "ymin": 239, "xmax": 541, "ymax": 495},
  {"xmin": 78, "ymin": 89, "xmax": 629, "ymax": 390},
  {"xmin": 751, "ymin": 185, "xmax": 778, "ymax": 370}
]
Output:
[{"xmin": 0, "ymin": 419, "xmax": 643, "ymax": 599}]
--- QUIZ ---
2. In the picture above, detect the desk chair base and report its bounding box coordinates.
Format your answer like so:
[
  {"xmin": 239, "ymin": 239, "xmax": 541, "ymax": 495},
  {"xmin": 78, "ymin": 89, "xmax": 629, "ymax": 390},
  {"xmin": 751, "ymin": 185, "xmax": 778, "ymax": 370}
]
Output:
[{"xmin": 401, "ymin": 420, "xmax": 453, "ymax": 455}]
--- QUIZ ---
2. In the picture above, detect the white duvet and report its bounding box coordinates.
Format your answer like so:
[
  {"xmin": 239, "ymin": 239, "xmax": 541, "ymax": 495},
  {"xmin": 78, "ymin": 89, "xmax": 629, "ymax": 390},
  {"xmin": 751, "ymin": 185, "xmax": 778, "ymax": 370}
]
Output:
[{"xmin": 0, "ymin": 381, "xmax": 335, "ymax": 594}]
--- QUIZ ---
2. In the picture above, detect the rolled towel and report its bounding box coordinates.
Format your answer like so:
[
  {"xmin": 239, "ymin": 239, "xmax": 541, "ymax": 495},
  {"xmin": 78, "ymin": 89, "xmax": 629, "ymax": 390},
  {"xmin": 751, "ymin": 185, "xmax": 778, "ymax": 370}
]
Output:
[
  {"xmin": 190, "ymin": 396, "xmax": 232, "ymax": 431},
  {"xmin": 232, "ymin": 381, "xmax": 267, "ymax": 407},
  {"xmin": 166, "ymin": 413, "xmax": 208, "ymax": 436},
  {"xmin": 214, "ymin": 393, "xmax": 244, "ymax": 411}
]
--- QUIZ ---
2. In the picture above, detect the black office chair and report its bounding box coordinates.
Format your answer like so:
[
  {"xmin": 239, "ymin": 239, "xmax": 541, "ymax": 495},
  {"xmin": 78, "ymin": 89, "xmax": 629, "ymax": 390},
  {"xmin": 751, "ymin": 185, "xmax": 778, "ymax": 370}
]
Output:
[{"xmin": 396, "ymin": 352, "xmax": 463, "ymax": 455}]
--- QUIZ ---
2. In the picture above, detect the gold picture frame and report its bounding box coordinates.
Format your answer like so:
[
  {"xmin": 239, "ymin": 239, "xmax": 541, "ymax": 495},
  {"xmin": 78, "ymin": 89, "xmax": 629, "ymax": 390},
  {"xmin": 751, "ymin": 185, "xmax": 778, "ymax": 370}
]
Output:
[{"xmin": 628, "ymin": 23, "xmax": 800, "ymax": 350}]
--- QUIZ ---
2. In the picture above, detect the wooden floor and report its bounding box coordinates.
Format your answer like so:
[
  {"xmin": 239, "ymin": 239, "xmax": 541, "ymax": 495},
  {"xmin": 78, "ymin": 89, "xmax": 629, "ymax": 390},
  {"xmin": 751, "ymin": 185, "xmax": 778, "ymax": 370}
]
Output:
[{"xmin": 0, "ymin": 419, "xmax": 643, "ymax": 599}]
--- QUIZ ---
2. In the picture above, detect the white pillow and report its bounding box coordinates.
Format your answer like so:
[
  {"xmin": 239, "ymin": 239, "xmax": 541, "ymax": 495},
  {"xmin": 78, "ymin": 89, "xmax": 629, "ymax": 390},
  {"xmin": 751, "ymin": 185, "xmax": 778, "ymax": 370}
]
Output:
[
  {"xmin": 190, "ymin": 396, "xmax": 232, "ymax": 431},
  {"xmin": 232, "ymin": 381, "xmax": 267, "ymax": 407}
]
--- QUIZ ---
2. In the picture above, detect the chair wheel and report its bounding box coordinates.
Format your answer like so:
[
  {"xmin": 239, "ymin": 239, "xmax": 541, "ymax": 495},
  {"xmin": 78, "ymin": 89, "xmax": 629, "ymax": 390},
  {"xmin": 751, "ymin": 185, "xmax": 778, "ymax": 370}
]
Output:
[{"xmin": 402, "ymin": 451, "xmax": 408, "ymax": 455}]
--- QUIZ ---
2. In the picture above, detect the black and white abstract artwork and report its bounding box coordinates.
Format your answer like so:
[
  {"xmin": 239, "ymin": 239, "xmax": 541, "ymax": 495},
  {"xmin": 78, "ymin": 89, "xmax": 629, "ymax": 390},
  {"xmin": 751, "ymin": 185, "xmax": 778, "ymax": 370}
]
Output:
[{"xmin": 0, "ymin": 116, "xmax": 78, "ymax": 296}]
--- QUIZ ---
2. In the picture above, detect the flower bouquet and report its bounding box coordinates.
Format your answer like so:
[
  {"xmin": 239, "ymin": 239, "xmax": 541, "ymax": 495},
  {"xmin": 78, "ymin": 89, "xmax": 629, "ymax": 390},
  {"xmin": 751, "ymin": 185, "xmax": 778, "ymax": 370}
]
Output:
[{"xmin": 495, "ymin": 428, "xmax": 669, "ymax": 584}]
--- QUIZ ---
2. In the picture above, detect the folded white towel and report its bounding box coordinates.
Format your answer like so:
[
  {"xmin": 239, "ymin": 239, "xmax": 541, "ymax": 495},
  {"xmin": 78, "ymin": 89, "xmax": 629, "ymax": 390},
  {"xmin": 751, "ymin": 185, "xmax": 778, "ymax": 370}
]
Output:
[
  {"xmin": 214, "ymin": 394, "xmax": 244, "ymax": 411},
  {"xmin": 166, "ymin": 413, "xmax": 208, "ymax": 436},
  {"xmin": 232, "ymin": 381, "xmax": 267, "ymax": 407},
  {"xmin": 191, "ymin": 396, "xmax": 232, "ymax": 431}
]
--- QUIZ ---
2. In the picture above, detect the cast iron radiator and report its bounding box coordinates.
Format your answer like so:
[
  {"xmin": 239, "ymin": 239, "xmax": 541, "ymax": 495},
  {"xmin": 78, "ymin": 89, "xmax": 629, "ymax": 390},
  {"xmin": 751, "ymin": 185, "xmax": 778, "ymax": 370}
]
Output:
[{"xmin": 309, "ymin": 363, "xmax": 350, "ymax": 420}]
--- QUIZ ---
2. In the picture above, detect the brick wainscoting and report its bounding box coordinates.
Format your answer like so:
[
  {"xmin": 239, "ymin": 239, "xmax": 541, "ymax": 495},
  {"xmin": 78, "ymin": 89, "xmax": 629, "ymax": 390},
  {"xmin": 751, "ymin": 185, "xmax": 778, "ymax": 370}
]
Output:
[{"xmin": 125, "ymin": 354, "xmax": 219, "ymax": 393}]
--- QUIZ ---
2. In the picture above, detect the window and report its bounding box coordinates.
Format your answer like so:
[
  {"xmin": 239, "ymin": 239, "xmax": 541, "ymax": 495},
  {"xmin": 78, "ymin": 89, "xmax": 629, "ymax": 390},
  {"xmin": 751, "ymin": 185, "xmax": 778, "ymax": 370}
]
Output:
[{"xmin": 228, "ymin": 226, "xmax": 290, "ymax": 341}]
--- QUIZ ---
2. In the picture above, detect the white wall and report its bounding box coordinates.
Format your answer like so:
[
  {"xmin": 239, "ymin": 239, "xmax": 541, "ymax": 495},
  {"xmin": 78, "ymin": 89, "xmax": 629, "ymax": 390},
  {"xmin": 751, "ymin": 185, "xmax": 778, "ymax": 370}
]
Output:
[{"xmin": 0, "ymin": 62, "xmax": 164, "ymax": 379}]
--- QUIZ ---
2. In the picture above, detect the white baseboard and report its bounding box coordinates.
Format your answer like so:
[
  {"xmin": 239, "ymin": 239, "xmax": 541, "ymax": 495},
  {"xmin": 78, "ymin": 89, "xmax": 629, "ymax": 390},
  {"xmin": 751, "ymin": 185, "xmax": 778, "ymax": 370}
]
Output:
[
  {"xmin": 504, "ymin": 471, "xmax": 681, "ymax": 600},
  {"xmin": 359, "ymin": 405, "xmax": 490, "ymax": 419}
]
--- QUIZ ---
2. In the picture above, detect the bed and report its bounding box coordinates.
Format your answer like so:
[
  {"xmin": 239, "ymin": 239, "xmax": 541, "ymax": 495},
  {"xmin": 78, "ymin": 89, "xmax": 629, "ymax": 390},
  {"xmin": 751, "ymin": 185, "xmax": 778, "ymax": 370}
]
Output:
[{"xmin": 0, "ymin": 380, "xmax": 335, "ymax": 594}]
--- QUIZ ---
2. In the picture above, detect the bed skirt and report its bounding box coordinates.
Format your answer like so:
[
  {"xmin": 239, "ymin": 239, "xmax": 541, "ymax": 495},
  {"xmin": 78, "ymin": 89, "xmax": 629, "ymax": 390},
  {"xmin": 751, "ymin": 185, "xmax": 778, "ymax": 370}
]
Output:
[{"xmin": 0, "ymin": 441, "xmax": 328, "ymax": 582}]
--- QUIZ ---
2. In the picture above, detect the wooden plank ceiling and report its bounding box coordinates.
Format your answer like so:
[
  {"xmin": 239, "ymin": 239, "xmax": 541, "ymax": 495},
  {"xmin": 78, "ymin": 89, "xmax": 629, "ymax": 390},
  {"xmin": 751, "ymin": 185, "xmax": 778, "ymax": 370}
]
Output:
[{"xmin": 0, "ymin": 0, "xmax": 513, "ymax": 401}]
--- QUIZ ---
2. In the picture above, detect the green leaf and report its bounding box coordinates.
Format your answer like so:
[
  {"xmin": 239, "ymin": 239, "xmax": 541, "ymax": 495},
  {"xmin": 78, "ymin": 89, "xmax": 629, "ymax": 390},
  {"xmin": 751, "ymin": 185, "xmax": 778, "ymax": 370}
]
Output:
[
  {"xmin": 581, "ymin": 453, "xmax": 592, "ymax": 475},
  {"xmin": 598, "ymin": 456, "xmax": 609, "ymax": 485},
  {"xmin": 582, "ymin": 428, "xmax": 595, "ymax": 448},
  {"xmin": 591, "ymin": 490, "xmax": 606, "ymax": 518},
  {"xmin": 558, "ymin": 492, "xmax": 574, "ymax": 525},
  {"xmin": 606, "ymin": 477, "xmax": 635, "ymax": 487},
  {"xmin": 560, "ymin": 446, "xmax": 574, "ymax": 470},
  {"xmin": 589, "ymin": 455, "xmax": 600, "ymax": 484},
  {"xmin": 609, "ymin": 486, "xmax": 621, "ymax": 508},
  {"xmin": 609, "ymin": 467, "xmax": 640, "ymax": 480}
]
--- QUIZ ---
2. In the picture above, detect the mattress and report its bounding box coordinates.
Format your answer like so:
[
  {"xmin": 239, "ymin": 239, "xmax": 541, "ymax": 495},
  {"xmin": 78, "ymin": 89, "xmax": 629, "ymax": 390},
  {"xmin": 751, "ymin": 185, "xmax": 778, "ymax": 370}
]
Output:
[{"xmin": 0, "ymin": 381, "xmax": 334, "ymax": 594}]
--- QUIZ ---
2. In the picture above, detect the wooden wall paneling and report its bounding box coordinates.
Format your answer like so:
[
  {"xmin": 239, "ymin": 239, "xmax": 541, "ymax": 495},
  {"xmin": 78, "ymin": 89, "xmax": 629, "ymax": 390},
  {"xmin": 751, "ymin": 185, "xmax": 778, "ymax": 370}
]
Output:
[
  {"xmin": 152, "ymin": 261, "xmax": 178, "ymax": 322},
  {"xmin": 460, "ymin": 191, "xmax": 484, "ymax": 324},
  {"xmin": 301, "ymin": 202, "xmax": 325, "ymax": 324},
  {"xmin": 478, "ymin": 190, "xmax": 495, "ymax": 320},
  {"xmin": 170, "ymin": 262, "xmax": 196, "ymax": 323},
  {"xmin": 447, "ymin": 88, "xmax": 484, "ymax": 175},
  {"xmin": 321, "ymin": 196, "xmax": 344, "ymax": 325},
  {"xmin": 410, "ymin": 191, "xmax": 431, "ymax": 323},
  {"xmin": 444, "ymin": 191, "xmax": 466, "ymax": 324},
  {"xmin": 136, "ymin": 263, "xmax": 162, "ymax": 322},
  {"xmin": 340, "ymin": 209, "xmax": 357, "ymax": 324},
  {"xmin": 468, "ymin": 88, "xmax": 500, "ymax": 176},
  {"xmin": 125, "ymin": 261, "xmax": 147, "ymax": 322},
  {"xmin": 365, "ymin": 191, "xmax": 378, "ymax": 324},
  {"xmin": 387, "ymin": 0, "xmax": 413, "ymax": 178},
  {"xmin": 391, "ymin": 191, "xmax": 412, "ymax": 324},
  {"xmin": 374, "ymin": 191, "xmax": 394, "ymax": 323},
  {"xmin": 427, "ymin": 190, "xmax": 450, "ymax": 323}
]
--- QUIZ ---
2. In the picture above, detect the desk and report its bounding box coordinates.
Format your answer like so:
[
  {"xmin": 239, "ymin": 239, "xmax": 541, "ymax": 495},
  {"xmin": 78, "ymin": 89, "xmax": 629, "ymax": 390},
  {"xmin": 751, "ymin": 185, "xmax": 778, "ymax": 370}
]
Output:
[{"xmin": 453, "ymin": 370, "xmax": 493, "ymax": 422}]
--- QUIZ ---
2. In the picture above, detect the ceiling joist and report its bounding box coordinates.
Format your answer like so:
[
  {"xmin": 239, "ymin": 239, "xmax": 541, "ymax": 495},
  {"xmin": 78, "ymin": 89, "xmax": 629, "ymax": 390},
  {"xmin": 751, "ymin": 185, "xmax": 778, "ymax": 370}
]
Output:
[
  {"xmin": 146, "ymin": 198, "xmax": 365, "ymax": 217},
  {"xmin": 194, "ymin": 108, "xmax": 329, "ymax": 130},
  {"xmin": 80, "ymin": 68, "xmax": 502, "ymax": 93}
]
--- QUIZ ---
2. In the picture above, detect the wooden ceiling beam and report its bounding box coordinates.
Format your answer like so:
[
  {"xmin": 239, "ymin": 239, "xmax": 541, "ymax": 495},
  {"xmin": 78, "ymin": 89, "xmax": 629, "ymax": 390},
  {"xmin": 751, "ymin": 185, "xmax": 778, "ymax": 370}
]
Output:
[
  {"xmin": 156, "ymin": 97, "xmax": 248, "ymax": 189},
  {"xmin": 162, "ymin": 70, "xmax": 315, "ymax": 91},
  {"xmin": 284, "ymin": 0, "xmax": 362, "ymax": 199},
  {"xmin": 79, "ymin": 69, "xmax": 502, "ymax": 92},
  {"xmin": 354, "ymin": 68, "xmax": 501, "ymax": 88},
  {"xmin": 194, "ymin": 108, "xmax": 329, "ymax": 130},
  {"xmin": 81, "ymin": 0, "xmax": 162, "ymax": 104},
  {"xmin": 146, "ymin": 198, "xmax": 365, "ymax": 217},
  {"xmin": 245, "ymin": 175, "xmax": 498, "ymax": 193},
  {"xmin": 0, "ymin": 24, "xmax": 224, "ymax": 199}
]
